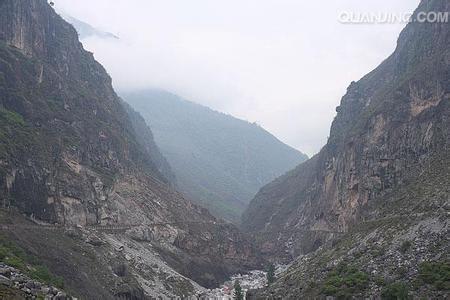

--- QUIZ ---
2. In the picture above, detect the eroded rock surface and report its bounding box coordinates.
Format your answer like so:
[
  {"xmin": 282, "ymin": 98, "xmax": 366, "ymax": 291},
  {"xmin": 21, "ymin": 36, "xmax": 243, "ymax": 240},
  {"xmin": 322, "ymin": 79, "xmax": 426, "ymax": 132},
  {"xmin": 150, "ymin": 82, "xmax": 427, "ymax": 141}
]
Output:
[
  {"xmin": 242, "ymin": 0, "xmax": 450, "ymax": 260},
  {"xmin": 0, "ymin": 0, "xmax": 261, "ymax": 297},
  {"xmin": 243, "ymin": 0, "xmax": 450, "ymax": 298}
]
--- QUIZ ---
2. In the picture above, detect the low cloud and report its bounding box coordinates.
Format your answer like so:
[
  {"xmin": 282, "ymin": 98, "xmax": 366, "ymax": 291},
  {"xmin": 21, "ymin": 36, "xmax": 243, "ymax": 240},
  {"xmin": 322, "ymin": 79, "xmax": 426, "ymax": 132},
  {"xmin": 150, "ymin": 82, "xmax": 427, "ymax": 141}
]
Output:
[{"xmin": 56, "ymin": 0, "xmax": 418, "ymax": 156}]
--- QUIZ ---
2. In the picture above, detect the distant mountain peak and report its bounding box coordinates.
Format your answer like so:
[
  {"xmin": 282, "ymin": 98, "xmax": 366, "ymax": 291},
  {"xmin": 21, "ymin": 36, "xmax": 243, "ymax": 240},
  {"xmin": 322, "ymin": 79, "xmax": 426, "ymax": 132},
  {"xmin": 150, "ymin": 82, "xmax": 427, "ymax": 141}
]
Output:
[{"xmin": 60, "ymin": 13, "xmax": 119, "ymax": 40}]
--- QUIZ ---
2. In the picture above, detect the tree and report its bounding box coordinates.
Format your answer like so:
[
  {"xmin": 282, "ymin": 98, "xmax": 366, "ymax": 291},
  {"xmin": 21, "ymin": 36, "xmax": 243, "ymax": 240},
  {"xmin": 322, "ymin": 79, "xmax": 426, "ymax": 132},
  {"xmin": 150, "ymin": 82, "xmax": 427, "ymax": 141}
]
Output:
[
  {"xmin": 381, "ymin": 282, "xmax": 409, "ymax": 300},
  {"xmin": 267, "ymin": 263, "xmax": 276, "ymax": 286},
  {"xmin": 234, "ymin": 279, "xmax": 244, "ymax": 300}
]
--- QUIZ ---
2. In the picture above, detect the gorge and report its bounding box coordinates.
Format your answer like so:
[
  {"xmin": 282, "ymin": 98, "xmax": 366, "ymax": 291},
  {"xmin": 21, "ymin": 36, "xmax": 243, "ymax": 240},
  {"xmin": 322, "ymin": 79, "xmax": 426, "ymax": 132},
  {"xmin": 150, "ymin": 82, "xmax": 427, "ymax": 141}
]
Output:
[{"xmin": 0, "ymin": 0, "xmax": 449, "ymax": 299}]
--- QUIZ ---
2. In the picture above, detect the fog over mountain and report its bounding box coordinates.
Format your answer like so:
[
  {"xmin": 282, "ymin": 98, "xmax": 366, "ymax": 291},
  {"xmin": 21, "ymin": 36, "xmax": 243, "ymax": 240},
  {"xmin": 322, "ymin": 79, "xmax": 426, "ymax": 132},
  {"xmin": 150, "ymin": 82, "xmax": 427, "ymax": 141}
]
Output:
[
  {"xmin": 124, "ymin": 89, "xmax": 307, "ymax": 223},
  {"xmin": 54, "ymin": 0, "xmax": 419, "ymax": 156},
  {"xmin": 61, "ymin": 14, "xmax": 119, "ymax": 40}
]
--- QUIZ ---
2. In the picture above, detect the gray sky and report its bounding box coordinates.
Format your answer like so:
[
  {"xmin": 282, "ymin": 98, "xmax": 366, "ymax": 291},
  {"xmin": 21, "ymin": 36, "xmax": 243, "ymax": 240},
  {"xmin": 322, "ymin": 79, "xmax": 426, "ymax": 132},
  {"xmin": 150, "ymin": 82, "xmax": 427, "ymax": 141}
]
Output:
[{"xmin": 56, "ymin": 0, "xmax": 419, "ymax": 156}]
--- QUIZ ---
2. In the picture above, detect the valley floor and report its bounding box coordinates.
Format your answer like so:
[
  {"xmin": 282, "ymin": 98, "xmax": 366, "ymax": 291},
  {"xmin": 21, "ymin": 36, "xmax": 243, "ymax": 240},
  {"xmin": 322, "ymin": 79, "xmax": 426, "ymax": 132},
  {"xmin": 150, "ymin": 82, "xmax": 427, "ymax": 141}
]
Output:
[{"xmin": 199, "ymin": 270, "xmax": 267, "ymax": 299}]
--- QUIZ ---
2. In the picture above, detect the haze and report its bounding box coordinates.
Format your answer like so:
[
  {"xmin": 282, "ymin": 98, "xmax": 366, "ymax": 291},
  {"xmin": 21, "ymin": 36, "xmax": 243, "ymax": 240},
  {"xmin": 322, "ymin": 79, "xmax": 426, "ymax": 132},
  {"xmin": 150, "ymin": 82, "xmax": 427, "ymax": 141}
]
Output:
[{"xmin": 56, "ymin": 0, "xmax": 419, "ymax": 156}]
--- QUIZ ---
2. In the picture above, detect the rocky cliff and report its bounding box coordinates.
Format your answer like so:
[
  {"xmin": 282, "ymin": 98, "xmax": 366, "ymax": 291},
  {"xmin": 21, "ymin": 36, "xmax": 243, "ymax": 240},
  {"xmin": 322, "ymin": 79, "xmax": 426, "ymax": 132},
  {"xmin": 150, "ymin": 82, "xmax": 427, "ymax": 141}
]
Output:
[
  {"xmin": 243, "ymin": 0, "xmax": 449, "ymax": 257},
  {"xmin": 123, "ymin": 89, "xmax": 308, "ymax": 223},
  {"xmin": 250, "ymin": 151, "xmax": 449, "ymax": 298},
  {"xmin": 244, "ymin": 0, "xmax": 449, "ymax": 297},
  {"xmin": 0, "ymin": 0, "xmax": 261, "ymax": 298}
]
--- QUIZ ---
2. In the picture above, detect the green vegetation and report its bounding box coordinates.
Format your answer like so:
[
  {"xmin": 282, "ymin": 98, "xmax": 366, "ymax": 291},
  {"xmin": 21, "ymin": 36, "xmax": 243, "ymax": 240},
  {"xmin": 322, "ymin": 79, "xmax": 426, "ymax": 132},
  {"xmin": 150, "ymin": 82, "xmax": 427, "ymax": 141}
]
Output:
[
  {"xmin": 266, "ymin": 263, "xmax": 276, "ymax": 286},
  {"xmin": 233, "ymin": 280, "xmax": 244, "ymax": 300},
  {"xmin": 399, "ymin": 240, "xmax": 412, "ymax": 253},
  {"xmin": 397, "ymin": 266, "xmax": 408, "ymax": 277},
  {"xmin": 36, "ymin": 295, "xmax": 45, "ymax": 300},
  {"xmin": 371, "ymin": 247, "xmax": 386, "ymax": 258},
  {"xmin": 0, "ymin": 108, "xmax": 25, "ymax": 126},
  {"xmin": 417, "ymin": 261, "xmax": 450, "ymax": 290},
  {"xmin": 0, "ymin": 285, "xmax": 28, "ymax": 299},
  {"xmin": 0, "ymin": 107, "xmax": 35, "ymax": 159},
  {"xmin": 381, "ymin": 282, "xmax": 409, "ymax": 300},
  {"xmin": 0, "ymin": 235, "xmax": 64, "ymax": 288},
  {"xmin": 321, "ymin": 264, "xmax": 370, "ymax": 298},
  {"xmin": 375, "ymin": 276, "xmax": 386, "ymax": 286},
  {"xmin": 30, "ymin": 265, "xmax": 64, "ymax": 288},
  {"xmin": 3, "ymin": 255, "xmax": 25, "ymax": 269}
]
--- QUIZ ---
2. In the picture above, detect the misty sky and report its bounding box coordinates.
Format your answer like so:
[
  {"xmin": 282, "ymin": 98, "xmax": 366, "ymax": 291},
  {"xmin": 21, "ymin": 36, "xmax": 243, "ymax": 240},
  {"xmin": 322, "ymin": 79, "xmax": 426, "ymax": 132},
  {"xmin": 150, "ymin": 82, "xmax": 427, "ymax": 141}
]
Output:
[{"xmin": 55, "ymin": 0, "xmax": 419, "ymax": 156}]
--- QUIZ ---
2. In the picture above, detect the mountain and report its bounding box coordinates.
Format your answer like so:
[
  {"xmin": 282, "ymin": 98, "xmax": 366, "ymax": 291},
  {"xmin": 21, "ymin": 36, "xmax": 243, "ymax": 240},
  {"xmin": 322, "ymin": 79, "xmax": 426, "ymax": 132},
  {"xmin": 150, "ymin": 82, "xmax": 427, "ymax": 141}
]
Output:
[
  {"xmin": 122, "ymin": 90, "xmax": 308, "ymax": 223},
  {"xmin": 61, "ymin": 14, "xmax": 119, "ymax": 40},
  {"xmin": 121, "ymin": 100, "xmax": 176, "ymax": 184},
  {"xmin": 0, "ymin": 0, "xmax": 261, "ymax": 298},
  {"xmin": 244, "ymin": 0, "xmax": 449, "ymax": 298}
]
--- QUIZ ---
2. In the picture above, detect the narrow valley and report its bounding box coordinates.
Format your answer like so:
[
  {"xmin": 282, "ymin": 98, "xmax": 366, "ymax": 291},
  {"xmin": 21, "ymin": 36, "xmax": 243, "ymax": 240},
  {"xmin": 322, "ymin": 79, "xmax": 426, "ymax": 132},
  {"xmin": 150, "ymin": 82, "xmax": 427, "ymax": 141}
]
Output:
[{"xmin": 0, "ymin": 0, "xmax": 448, "ymax": 299}]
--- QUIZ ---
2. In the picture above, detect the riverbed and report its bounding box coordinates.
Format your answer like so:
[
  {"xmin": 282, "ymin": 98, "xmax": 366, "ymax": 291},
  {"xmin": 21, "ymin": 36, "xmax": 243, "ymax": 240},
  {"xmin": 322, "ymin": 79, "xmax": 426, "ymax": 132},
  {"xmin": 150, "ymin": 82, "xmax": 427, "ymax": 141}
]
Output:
[
  {"xmin": 196, "ymin": 270, "xmax": 267, "ymax": 299},
  {"xmin": 195, "ymin": 264, "xmax": 289, "ymax": 299}
]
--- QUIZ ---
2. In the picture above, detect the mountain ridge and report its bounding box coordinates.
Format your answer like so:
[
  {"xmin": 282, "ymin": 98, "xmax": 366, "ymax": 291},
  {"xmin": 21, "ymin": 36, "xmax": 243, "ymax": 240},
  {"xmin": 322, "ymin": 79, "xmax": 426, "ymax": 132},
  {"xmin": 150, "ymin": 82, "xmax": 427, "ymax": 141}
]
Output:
[
  {"xmin": 61, "ymin": 14, "xmax": 119, "ymax": 40},
  {"xmin": 123, "ymin": 89, "xmax": 308, "ymax": 223}
]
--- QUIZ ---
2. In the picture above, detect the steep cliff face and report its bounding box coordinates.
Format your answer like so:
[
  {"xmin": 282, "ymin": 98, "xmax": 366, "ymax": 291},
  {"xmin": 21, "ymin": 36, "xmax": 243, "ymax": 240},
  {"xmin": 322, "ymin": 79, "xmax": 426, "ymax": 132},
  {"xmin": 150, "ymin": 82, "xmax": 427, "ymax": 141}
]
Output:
[
  {"xmin": 242, "ymin": 0, "xmax": 449, "ymax": 259},
  {"xmin": 251, "ymin": 151, "xmax": 449, "ymax": 298},
  {"xmin": 0, "ymin": 0, "xmax": 166, "ymax": 223},
  {"xmin": 0, "ymin": 0, "xmax": 260, "ymax": 297},
  {"xmin": 124, "ymin": 89, "xmax": 308, "ymax": 223}
]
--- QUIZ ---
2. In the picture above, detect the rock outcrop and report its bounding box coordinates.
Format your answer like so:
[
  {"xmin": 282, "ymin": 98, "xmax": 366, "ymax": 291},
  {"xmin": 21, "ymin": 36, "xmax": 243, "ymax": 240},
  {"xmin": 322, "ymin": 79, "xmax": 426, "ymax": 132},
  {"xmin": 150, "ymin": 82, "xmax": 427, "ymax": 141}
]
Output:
[
  {"xmin": 250, "ymin": 152, "xmax": 449, "ymax": 298},
  {"xmin": 0, "ymin": 0, "xmax": 261, "ymax": 297},
  {"xmin": 0, "ymin": 262, "xmax": 73, "ymax": 300}
]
